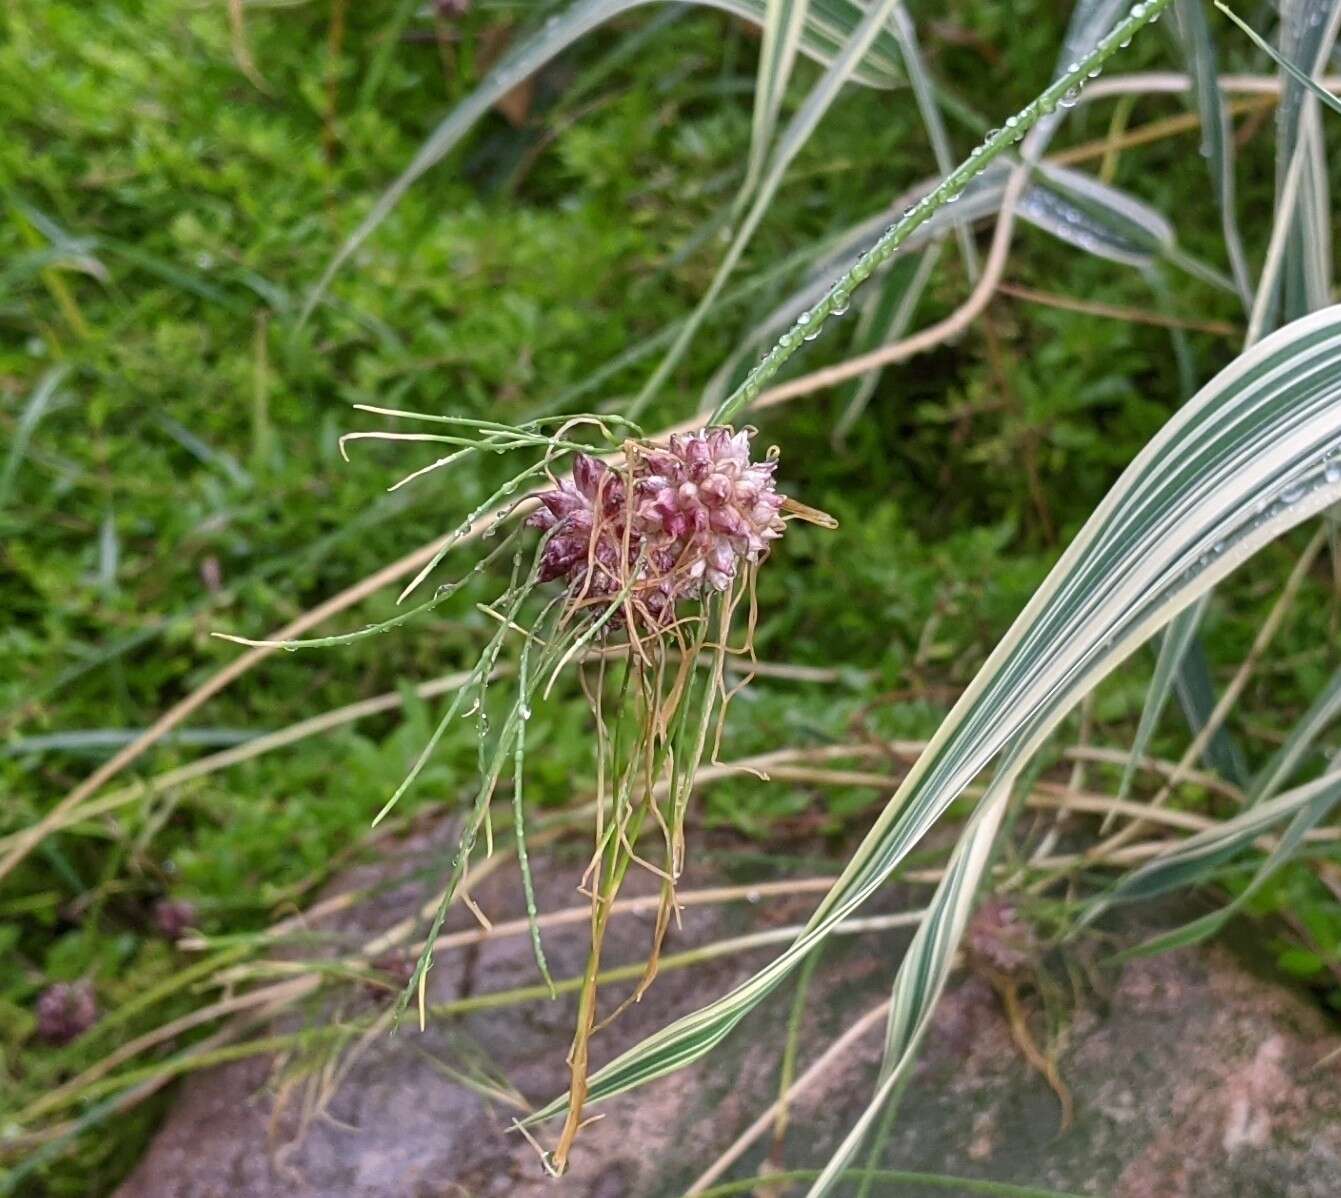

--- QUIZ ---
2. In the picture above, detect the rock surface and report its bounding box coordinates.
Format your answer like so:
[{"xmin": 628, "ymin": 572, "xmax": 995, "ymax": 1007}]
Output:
[{"xmin": 114, "ymin": 827, "xmax": 1341, "ymax": 1198}]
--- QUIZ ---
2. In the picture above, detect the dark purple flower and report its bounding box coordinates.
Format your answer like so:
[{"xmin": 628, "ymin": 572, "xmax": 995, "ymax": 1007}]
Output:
[
  {"xmin": 964, "ymin": 897, "xmax": 1037, "ymax": 976},
  {"xmin": 35, "ymin": 981, "xmax": 97, "ymax": 1045},
  {"xmin": 526, "ymin": 453, "xmax": 628, "ymax": 593},
  {"xmin": 152, "ymin": 898, "xmax": 197, "ymax": 941}
]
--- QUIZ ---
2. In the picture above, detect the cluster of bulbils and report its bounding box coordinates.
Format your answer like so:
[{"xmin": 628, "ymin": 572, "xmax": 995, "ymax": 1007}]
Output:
[{"xmin": 526, "ymin": 427, "xmax": 785, "ymax": 629}]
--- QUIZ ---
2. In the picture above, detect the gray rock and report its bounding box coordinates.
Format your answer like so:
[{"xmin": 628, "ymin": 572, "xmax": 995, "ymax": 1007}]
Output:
[{"xmin": 114, "ymin": 829, "xmax": 1341, "ymax": 1198}]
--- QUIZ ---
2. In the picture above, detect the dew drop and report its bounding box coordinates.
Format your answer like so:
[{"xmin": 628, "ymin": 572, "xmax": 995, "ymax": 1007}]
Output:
[
  {"xmin": 1059, "ymin": 86, "xmax": 1082, "ymax": 108},
  {"xmin": 1119, "ymin": 35, "xmax": 1132, "ymax": 47},
  {"xmin": 831, "ymin": 290, "xmax": 851, "ymax": 316},
  {"xmin": 1281, "ymin": 481, "xmax": 1305, "ymax": 504},
  {"xmin": 520, "ymin": 704, "xmax": 532, "ymax": 720},
  {"xmin": 1130, "ymin": 3, "xmax": 1147, "ymax": 18},
  {"xmin": 1326, "ymin": 462, "xmax": 1341, "ymax": 484}
]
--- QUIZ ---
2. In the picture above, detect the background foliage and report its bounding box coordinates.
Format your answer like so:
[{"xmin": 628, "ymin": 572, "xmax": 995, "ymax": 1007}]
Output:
[{"xmin": 3, "ymin": 0, "xmax": 1340, "ymax": 1193}]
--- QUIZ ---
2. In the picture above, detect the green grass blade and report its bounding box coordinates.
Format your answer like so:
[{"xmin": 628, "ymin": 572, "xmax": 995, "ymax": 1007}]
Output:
[
  {"xmin": 833, "ymin": 246, "xmax": 940, "ymax": 440},
  {"xmin": 1173, "ymin": 0, "xmax": 1253, "ymax": 306},
  {"xmin": 1216, "ymin": 1, "xmax": 1341, "ymax": 119},
  {"xmin": 626, "ymin": 0, "xmax": 908, "ymax": 417},
  {"xmin": 1232, "ymin": 0, "xmax": 1341, "ymax": 339},
  {"xmin": 743, "ymin": 0, "xmax": 812, "ymax": 203},
  {"xmin": 1249, "ymin": 662, "xmax": 1341, "ymax": 804},
  {"xmin": 1172, "ymin": 634, "xmax": 1251, "ymax": 787},
  {"xmin": 0, "ymin": 365, "xmax": 68, "ymax": 511},
  {"xmin": 1085, "ymin": 767, "xmax": 1341, "ymax": 956},
  {"xmin": 889, "ymin": 7, "xmax": 978, "ymax": 279},
  {"xmin": 712, "ymin": 0, "xmax": 1178, "ymax": 425},
  {"xmin": 1105, "ymin": 595, "xmax": 1207, "ymax": 830}
]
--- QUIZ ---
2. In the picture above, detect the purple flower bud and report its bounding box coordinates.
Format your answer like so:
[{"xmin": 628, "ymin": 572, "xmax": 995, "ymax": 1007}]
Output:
[
  {"xmin": 965, "ymin": 898, "xmax": 1037, "ymax": 976},
  {"xmin": 35, "ymin": 981, "xmax": 97, "ymax": 1044},
  {"xmin": 152, "ymin": 898, "xmax": 197, "ymax": 941}
]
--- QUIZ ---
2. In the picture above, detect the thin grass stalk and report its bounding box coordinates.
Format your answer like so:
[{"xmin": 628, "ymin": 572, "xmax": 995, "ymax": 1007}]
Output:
[{"xmin": 711, "ymin": 0, "xmax": 1176, "ymax": 426}]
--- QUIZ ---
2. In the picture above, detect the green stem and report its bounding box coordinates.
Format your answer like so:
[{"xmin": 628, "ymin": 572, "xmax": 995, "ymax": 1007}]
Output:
[{"xmin": 709, "ymin": 0, "xmax": 1174, "ymax": 427}]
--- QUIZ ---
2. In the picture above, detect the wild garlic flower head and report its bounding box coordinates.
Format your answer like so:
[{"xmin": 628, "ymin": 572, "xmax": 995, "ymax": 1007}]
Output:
[{"xmin": 526, "ymin": 426, "xmax": 785, "ymax": 623}]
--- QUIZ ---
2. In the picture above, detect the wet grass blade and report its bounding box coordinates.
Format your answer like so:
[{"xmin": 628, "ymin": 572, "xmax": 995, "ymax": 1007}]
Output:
[{"xmin": 1173, "ymin": 0, "xmax": 1253, "ymax": 306}]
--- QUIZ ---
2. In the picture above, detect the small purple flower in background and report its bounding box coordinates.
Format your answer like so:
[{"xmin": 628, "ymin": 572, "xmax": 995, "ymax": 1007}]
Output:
[
  {"xmin": 527, "ymin": 427, "xmax": 786, "ymax": 627},
  {"xmin": 964, "ymin": 897, "xmax": 1038, "ymax": 976},
  {"xmin": 35, "ymin": 981, "xmax": 97, "ymax": 1045},
  {"xmin": 152, "ymin": 898, "xmax": 197, "ymax": 941}
]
